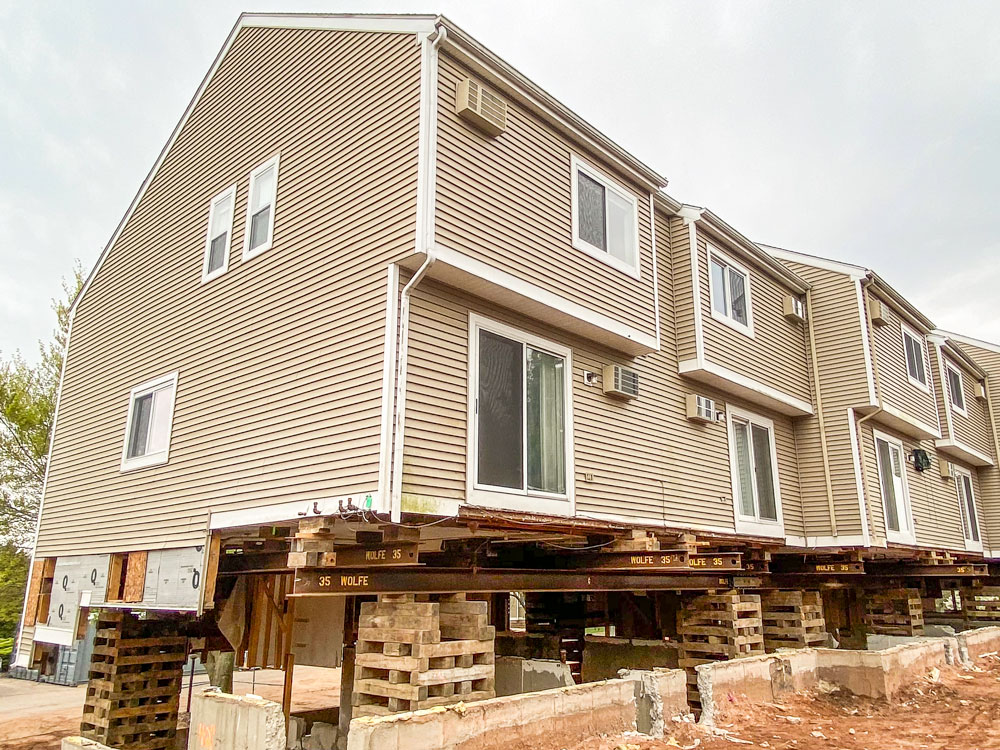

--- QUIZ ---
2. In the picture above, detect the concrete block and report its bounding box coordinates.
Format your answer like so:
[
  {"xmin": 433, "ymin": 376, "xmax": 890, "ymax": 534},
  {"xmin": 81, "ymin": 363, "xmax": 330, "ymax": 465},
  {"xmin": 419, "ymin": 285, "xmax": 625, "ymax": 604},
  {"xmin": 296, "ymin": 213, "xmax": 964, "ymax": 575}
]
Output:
[
  {"xmin": 189, "ymin": 690, "xmax": 285, "ymax": 750},
  {"xmin": 287, "ymin": 716, "xmax": 307, "ymax": 749},
  {"xmin": 303, "ymin": 722, "xmax": 338, "ymax": 750},
  {"xmin": 495, "ymin": 656, "xmax": 575, "ymax": 696},
  {"xmin": 62, "ymin": 739, "xmax": 114, "ymax": 750}
]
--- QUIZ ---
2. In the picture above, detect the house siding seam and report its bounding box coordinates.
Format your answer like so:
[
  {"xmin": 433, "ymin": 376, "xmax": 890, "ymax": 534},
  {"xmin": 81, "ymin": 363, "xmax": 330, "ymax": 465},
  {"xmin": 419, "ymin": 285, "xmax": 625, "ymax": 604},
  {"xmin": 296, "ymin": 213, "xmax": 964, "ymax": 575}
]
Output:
[{"xmin": 35, "ymin": 27, "xmax": 422, "ymax": 556}]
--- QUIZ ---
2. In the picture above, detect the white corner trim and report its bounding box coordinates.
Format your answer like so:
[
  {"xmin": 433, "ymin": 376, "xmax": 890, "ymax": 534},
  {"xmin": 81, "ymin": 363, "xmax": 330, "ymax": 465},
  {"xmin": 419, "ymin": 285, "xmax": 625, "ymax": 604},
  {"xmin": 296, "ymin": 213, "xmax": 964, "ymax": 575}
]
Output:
[
  {"xmin": 569, "ymin": 155, "xmax": 642, "ymax": 280},
  {"xmin": 432, "ymin": 243, "xmax": 659, "ymax": 352},
  {"xmin": 678, "ymin": 358, "xmax": 814, "ymax": 416},
  {"xmin": 209, "ymin": 492, "xmax": 380, "ymax": 529},
  {"xmin": 377, "ymin": 264, "xmax": 400, "ymax": 509},
  {"xmin": 688, "ymin": 218, "xmax": 706, "ymax": 362},
  {"xmin": 855, "ymin": 278, "xmax": 878, "ymax": 405},
  {"xmin": 878, "ymin": 402, "xmax": 942, "ymax": 440},
  {"xmin": 648, "ymin": 193, "xmax": 661, "ymax": 352},
  {"xmin": 846, "ymin": 407, "xmax": 872, "ymax": 546},
  {"xmin": 239, "ymin": 14, "xmax": 438, "ymax": 34},
  {"xmin": 763, "ymin": 245, "xmax": 868, "ymax": 280},
  {"xmin": 725, "ymin": 404, "xmax": 786, "ymax": 539}
]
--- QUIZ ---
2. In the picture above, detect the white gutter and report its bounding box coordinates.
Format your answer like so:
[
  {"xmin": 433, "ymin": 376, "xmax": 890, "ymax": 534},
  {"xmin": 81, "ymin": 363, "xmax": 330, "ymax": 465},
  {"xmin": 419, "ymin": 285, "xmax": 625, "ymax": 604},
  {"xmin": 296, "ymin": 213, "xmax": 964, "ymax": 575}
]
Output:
[{"xmin": 388, "ymin": 24, "xmax": 446, "ymax": 523}]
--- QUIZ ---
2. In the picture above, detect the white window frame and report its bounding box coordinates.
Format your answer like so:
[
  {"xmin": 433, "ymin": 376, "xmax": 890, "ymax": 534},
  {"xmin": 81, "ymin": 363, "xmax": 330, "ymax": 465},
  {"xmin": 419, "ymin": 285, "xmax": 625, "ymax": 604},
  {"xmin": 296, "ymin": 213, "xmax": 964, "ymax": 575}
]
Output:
[
  {"xmin": 954, "ymin": 466, "xmax": 982, "ymax": 552},
  {"xmin": 466, "ymin": 313, "xmax": 575, "ymax": 517},
  {"xmin": 707, "ymin": 245, "xmax": 755, "ymax": 338},
  {"xmin": 944, "ymin": 359, "xmax": 968, "ymax": 417},
  {"xmin": 570, "ymin": 155, "xmax": 641, "ymax": 279},
  {"xmin": 120, "ymin": 372, "xmax": 179, "ymax": 472},
  {"xmin": 201, "ymin": 184, "xmax": 236, "ymax": 283},
  {"xmin": 900, "ymin": 321, "xmax": 929, "ymax": 393},
  {"xmin": 242, "ymin": 154, "xmax": 280, "ymax": 261},
  {"xmin": 872, "ymin": 429, "xmax": 916, "ymax": 544},
  {"xmin": 726, "ymin": 405, "xmax": 783, "ymax": 537}
]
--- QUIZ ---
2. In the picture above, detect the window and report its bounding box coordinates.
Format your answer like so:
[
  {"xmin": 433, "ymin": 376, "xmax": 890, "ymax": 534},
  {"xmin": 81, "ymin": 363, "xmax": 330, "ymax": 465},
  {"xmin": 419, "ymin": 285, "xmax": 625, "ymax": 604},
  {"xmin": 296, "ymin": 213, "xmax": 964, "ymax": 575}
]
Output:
[
  {"xmin": 873, "ymin": 431, "xmax": 914, "ymax": 543},
  {"xmin": 121, "ymin": 373, "xmax": 178, "ymax": 471},
  {"xmin": 202, "ymin": 185, "xmax": 236, "ymax": 282},
  {"xmin": 955, "ymin": 468, "xmax": 981, "ymax": 549},
  {"xmin": 901, "ymin": 322, "xmax": 928, "ymax": 390},
  {"xmin": 708, "ymin": 247, "xmax": 754, "ymax": 337},
  {"xmin": 727, "ymin": 407, "xmax": 782, "ymax": 536},
  {"xmin": 945, "ymin": 361, "xmax": 967, "ymax": 415},
  {"xmin": 470, "ymin": 315, "xmax": 572, "ymax": 514},
  {"xmin": 570, "ymin": 156, "xmax": 639, "ymax": 278},
  {"xmin": 243, "ymin": 155, "xmax": 280, "ymax": 259}
]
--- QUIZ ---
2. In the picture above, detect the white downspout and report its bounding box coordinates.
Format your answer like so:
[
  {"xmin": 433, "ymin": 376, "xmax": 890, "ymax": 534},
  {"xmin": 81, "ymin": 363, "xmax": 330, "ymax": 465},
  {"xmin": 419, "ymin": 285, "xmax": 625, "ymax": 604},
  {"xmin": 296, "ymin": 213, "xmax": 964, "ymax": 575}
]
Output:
[{"xmin": 388, "ymin": 25, "xmax": 446, "ymax": 523}]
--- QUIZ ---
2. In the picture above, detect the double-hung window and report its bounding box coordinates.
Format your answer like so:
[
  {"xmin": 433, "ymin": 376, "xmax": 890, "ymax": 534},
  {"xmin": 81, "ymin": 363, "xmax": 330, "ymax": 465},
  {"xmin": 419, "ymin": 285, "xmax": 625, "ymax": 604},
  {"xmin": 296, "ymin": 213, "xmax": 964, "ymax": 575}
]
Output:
[
  {"xmin": 571, "ymin": 156, "xmax": 639, "ymax": 278},
  {"xmin": 243, "ymin": 155, "xmax": 279, "ymax": 260},
  {"xmin": 708, "ymin": 247, "xmax": 753, "ymax": 336},
  {"xmin": 202, "ymin": 185, "xmax": 236, "ymax": 282},
  {"xmin": 121, "ymin": 373, "xmax": 178, "ymax": 471},
  {"xmin": 470, "ymin": 315, "xmax": 572, "ymax": 515},
  {"xmin": 955, "ymin": 468, "xmax": 982, "ymax": 550},
  {"xmin": 901, "ymin": 322, "xmax": 928, "ymax": 391},
  {"xmin": 873, "ymin": 430, "xmax": 915, "ymax": 543},
  {"xmin": 727, "ymin": 407, "xmax": 782, "ymax": 536},
  {"xmin": 945, "ymin": 360, "xmax": 967, "ymax": 416}
]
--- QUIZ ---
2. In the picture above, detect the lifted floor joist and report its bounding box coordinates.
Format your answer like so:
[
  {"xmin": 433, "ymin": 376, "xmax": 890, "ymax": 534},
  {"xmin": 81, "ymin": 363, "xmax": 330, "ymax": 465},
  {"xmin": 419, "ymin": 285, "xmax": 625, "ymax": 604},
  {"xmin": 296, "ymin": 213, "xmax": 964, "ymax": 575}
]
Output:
[{"xmin": 290, "ymin": 568, "xmax": 737, "ymax": 595}]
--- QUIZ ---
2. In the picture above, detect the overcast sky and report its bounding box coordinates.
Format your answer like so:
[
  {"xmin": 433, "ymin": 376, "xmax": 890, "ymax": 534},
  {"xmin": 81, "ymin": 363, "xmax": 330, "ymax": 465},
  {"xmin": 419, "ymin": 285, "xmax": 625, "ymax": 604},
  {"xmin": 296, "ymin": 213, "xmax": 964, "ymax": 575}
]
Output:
[{"xmin": 2, "ymin": 0, "xmax": 999, "ymax": 359}]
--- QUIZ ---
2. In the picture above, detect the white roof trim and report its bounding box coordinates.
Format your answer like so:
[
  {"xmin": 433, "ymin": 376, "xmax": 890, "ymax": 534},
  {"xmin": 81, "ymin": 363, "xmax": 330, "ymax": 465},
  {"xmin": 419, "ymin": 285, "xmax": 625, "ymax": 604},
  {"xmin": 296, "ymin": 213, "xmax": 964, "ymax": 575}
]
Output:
[
  {"xmin": 939, "ymin": 330, "xmax": 1000, "ymax": 355},
  {"xmin": 240, "ymin": 14, "xmax": 437, "ymax": 34},
  {"xmin": 761, "ymin": 244, "xmax": 867, "ymax": 280}
]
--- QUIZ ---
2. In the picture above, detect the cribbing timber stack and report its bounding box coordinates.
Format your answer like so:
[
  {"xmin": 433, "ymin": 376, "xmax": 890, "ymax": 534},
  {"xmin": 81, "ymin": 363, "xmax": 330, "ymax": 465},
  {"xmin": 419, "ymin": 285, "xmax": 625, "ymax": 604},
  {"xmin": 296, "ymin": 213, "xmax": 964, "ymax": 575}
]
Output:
[
  {"xmin": 352, "ymin": 593, "xmax": 495, "ymax": 717},
  {"xmin": 677, "ymin": 592, "xmax": 764, "ymax": 708},
  {"xmin": 80, "ymin": 610, "xmax": 186, "ymax": 750},
  {"xmin": 761, "ymin": 590, "xmax": 827, "ymax": 651},
  {"xmin": 962, "ymin": 586, "xmax": 1000, "ymax": 625},
  {"xmin": 864, "ymin": 588, "xmax": 924, "ymax": 636}
]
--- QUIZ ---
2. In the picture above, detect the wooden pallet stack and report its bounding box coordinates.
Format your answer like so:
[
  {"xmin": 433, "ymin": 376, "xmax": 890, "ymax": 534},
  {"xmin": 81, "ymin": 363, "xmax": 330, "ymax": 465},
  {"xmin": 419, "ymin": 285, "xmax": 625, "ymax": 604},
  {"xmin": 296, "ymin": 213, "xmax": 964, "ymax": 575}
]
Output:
[
  {"xmin": 761, "ymin": 590, "xmax": 827, "ymax": 651},
  {"xmin": 962, "ymin": 587, "xmax": 1000, "ymax": 624},
  {"xmin": 864, "ymin": 588, "xmax": 924, "ymax": 635},
  {"xmin": 353, "ymin": 594, "xmax": 495, "ymax": 717},
  {"xmin": 80, "ymin": 610, "xmax": 186, "ymax": 750},
  {"xmin": 524, "ymin": 592, "xmax": 589, "ymax": 682},
  {"xmin": 677, "ymin": 592, "xmax": 764, "ymax": 707}
]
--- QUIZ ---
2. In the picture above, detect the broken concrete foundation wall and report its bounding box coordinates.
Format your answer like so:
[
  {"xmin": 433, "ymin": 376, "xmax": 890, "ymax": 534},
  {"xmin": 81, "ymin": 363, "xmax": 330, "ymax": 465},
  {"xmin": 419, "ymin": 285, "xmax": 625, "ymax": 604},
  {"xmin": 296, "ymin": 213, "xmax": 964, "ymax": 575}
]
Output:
[
  {"xmin": 346, "ymin": 669, "xmax": 687, "ymax": 750},
  {"xmin": 495, "ymin": 656, "xmax": 575, "ymax": 696},
  {"xmin": 956, "ymin": 626, "xmax": 1000, "ymax": 661},
  {"xmin": 188, "ymin": 690, "xmax": 286, "ymax": 750},
  {"xmin": 582, "ymin": 636, "xmax": 680, "ymax": 682}
]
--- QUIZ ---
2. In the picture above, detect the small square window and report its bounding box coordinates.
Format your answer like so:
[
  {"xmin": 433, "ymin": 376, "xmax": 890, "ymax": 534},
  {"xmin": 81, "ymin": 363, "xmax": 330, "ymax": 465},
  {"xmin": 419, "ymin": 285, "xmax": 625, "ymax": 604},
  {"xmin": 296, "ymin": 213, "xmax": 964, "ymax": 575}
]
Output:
[
  {"xmin": 571, "ymin": 156, "xmax": 639, "ymax": 278},
  {"xmin": 901, "ymin": 323, "xmax": 928, "ymax": 390},
  {"xmin": 202, "ymin": 185, "xmax": 236, "ymax": 282},
  {"xmin": 945, "ymin": 361, "xmax": 967, "ymax": 415},
  {"xmin": 121, "ymin": 373, "xmax": 178, "ymax": 472},
  {"xmin": 243, "ymin": 155, "xmax": 280, "ymax": 260},
  {"xmin": 708, "ymin": 246, "xmax": 754, "ymax": 337}
]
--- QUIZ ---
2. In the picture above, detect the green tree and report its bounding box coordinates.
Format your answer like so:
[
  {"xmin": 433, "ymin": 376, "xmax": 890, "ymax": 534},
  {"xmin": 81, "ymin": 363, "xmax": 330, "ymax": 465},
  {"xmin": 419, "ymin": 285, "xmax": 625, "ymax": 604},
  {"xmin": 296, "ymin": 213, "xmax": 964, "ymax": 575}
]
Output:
[
  {"xmin": 0, "ymin": 543, "xmax": 29, "ymax": 642},
  {"xmin": 0, "ymin": 265, "xmax": 83, "ymax": 546}
]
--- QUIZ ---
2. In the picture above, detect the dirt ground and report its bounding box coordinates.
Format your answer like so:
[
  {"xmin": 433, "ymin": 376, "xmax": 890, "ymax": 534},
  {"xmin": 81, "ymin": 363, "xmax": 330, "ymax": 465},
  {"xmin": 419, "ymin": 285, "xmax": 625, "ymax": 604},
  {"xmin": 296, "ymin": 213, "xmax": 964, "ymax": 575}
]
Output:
[
  {"xmin": 0, "ymin": 665, "xmax": 341, "ymax": 750},
  {"xmin": 567, "ymin": 653, "xmax": 1000, "ymax": 750}
]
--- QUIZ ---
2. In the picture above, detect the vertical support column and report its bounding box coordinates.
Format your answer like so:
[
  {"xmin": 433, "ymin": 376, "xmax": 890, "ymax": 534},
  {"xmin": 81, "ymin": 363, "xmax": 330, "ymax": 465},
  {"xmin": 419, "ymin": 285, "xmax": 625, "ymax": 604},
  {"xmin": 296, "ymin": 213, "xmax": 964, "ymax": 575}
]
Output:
[
  {"xmin": 761, "ymin": 590, "xmax": 827, "ymax": 651},
  {"xmin": 864, "ymin": 588, "xmax": 924, "ymax": 636}
]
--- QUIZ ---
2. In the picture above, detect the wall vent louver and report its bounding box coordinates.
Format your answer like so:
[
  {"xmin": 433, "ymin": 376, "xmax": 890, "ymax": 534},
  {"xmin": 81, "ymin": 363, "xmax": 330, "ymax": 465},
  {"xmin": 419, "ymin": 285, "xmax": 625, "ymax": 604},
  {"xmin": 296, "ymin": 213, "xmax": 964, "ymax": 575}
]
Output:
[
  {"xmin": 869, "ymin": 298, "xmax": 889, "ymax": 327},
  {"xmin": 783, "ymin": 295, "xmax": 805, "ymax": 323},
  {"xmin": 941, "ymin": 460, "xmax": 955, "ymax": 479},
  {"xmin": 456, "ymin": 78, "xmax": 507, "ymax": 137},
  {"xmin": 603, "ymin": 364, "xmax": 639, "ymax": 400},
  {"xmin": 975, "ymin": 382, "xmax": 987, "ymax": 401},
  {"xmin": 686, "ymin": 394, "xmax": 717, "ymax": 423}
]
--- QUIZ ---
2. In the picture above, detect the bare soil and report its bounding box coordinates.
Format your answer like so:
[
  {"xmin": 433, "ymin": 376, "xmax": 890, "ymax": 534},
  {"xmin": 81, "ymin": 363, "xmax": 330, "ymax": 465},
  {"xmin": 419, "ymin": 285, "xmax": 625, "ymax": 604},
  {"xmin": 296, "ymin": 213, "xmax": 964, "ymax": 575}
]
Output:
[{"xmin": 566, "ymin": 653, "xmax": 1000, "ymax": 750}]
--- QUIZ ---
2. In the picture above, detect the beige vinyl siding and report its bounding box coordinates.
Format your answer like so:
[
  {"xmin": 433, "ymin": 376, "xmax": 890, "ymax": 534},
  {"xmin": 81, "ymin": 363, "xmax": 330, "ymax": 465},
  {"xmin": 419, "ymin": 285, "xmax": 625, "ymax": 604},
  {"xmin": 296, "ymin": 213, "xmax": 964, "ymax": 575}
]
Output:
[
  {"xmin": 933, "ymin": 348, "xmax": 993, "ymax": 457},
  {"xmin": 781, "ymin": 263, "xmax": 872, "ymax": 538},
  {"xmin": 696, "ymin": 230, "xmax": 811, "ymax": 404},
  {"xmin": 953, "ymin": 340, "xmax": 1000, "ymax": 551},
  {"xmin": 434, "ymin": 53, "xmax": 658, "ymax": 340},
  {"xmin": 36, "ymin": 28, "xmax": 422, "ymax": 555},
  {"xmin": 402, "ymin": 229, "xmax": 806, "ymax": 537},
  {"xmin": 17, "ymin": 624, "xmax": 34, "ymax": 664},
  {"xmin": 869, "ymin": 296, "xmax": 940, "ymax": 432},
  {"xmin": 669, "ymin": 215, "xmax": 698, "ymax": 363},
  {"xmin": 858, "ymin": 420, "xmax": 983, "ymax": 551}
]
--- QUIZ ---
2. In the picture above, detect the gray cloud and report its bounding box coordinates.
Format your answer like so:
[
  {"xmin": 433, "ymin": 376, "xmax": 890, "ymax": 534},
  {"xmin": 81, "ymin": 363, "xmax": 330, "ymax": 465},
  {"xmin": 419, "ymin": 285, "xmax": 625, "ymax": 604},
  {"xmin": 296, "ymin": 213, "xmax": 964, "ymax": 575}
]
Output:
[{"xmin": 2, "ymin": 0, "xmax": 999, "ymax": 359}]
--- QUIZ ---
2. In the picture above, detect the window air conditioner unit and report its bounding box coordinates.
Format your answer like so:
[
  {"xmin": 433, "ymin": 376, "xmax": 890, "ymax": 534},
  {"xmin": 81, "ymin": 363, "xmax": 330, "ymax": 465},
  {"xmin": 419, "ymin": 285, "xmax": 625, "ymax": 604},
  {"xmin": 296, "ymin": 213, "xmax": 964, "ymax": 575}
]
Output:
[
  {"xmin": 456, "ymin": 78, "xmax": 507, "ymax": 137},
  {"xmin": 686, "ymin": 394, "xmax": 718, "ymax": 423},
  {"xmin": 940, "ymin": 460, "xmax": 955, "ymax": 479},
  {"xmin": 975, "ymin": 382, "xmax": 987, "ymax": 401},
  {"xmin": 869, "ymin": 298, "xmax": 888, "ymax": 327},
  {"xmin": 603, "ymin": 364, "xmax": 639, "ymax": 400},
  {"xmin": 783, "ymin": 295, "xmax": 805, "ymax": 323}
]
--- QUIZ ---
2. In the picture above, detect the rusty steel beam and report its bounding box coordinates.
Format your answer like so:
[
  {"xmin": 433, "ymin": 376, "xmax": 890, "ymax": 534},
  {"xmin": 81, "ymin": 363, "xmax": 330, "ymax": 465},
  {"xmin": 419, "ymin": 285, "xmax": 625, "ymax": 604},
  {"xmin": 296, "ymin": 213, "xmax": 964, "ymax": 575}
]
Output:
[{"xmin": 290, "ymin": 567, "xmax": 737, "ymax": 595}]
